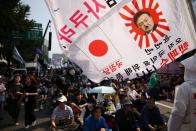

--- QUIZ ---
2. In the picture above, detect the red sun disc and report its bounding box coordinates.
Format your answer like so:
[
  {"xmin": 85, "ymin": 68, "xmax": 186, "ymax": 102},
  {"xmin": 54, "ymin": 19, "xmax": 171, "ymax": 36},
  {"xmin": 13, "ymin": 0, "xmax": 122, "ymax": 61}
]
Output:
[{"xmin": 89, "ymin": 40, "xmax": 108, "ymax": 57}]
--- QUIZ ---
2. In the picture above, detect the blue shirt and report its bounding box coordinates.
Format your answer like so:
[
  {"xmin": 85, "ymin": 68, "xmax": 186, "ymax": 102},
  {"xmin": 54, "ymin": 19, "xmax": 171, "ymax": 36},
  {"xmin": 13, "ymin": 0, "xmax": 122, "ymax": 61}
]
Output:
[{"xmin": 83, "ymin": 115, "xmax": 109, "ymax": 131}]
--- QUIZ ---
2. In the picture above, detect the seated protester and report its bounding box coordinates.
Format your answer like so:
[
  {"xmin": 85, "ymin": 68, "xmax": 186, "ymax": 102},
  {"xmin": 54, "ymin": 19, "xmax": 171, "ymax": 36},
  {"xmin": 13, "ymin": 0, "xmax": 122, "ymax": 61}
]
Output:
[
  {"xmin": 83, "ymin": 106, "xmax": 109, "ymax": 131},
  {"xmin": 140, "ymin": 83, "xmax": 149, "ymax": 98},
  {"xmin": 85, "ymin": 94, "xmax": 97, "ymax": 118},
  {"xmin": 141, "ymin": 97, "xmax": 165, "ymax": 131},
  {"xmin": 127, "ymin": 85, "xmax": 140, "ymax": 100},
  {"xmin": 114, "ymin": 98, "xmax": 141, "ymax": 131},
  {"xmin": 113, "ymin": 93, "xmax": 121, "ymax": 111},
  {"xmin": 118, "ymin": 89, "xmax": 127, "ymax": 103},
  {"xmin": 96, "ymin": 94, "xmax": 105, "ymax": 104},
  {"xmin": 87, "ymin": 94, "xmax": 97, "ymax": 106},
  {"xmin": 82, "ymin": 82, "xmax": 92, "ymax": 99},
  {"xmin": 51, "ymin": 95, "xmax": 78, "ymax": 131},
  {"xmin": 70, "ymin": 92, "xmax": 88, "ymax": 125},
  {"xmin": 133, "ymin": 94, "xmax": 146, "ymax": 113},
  {"xmin": 103, "ymin": 95, "xmax": 116, "ymax": 129},
  {"xmin": 103, "ymin": 95, "xmax": 116, "ymax": 114}
]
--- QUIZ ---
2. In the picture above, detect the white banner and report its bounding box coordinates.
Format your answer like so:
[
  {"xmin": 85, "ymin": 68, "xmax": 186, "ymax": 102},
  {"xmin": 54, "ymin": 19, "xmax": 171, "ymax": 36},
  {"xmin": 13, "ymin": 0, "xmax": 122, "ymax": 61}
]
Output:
[{"xmin": 45, "ymin": 0, "xmax": 196, "ymax": 83}]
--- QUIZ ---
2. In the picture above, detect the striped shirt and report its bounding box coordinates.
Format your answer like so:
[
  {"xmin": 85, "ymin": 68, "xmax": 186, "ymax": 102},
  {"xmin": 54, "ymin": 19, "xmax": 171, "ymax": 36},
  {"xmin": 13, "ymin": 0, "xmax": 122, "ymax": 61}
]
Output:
[{"xmin": 51, "ymin": 105, "xmax": 74, "ymax": 120}]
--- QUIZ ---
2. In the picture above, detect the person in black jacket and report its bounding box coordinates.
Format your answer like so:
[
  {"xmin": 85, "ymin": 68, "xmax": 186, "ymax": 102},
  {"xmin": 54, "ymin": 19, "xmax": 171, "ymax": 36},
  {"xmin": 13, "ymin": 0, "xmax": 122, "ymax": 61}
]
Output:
[
  {"xmin": 7, "ymin": 74, "xmax": 23, "ymax": 126},
  {"xmin": 133, "ymin": 94, "xmax": 146, "ymax": 113},
  {"xmin": 23, "ymin": 75, "xmax": 38, "ymax": 129},
  {"xmin": 141, "ymin": 97, "xmax": 165, "ymax": 131},
  {"xmin": 114, "ymin": 98, "xmax": 141, "ymax": 131}
]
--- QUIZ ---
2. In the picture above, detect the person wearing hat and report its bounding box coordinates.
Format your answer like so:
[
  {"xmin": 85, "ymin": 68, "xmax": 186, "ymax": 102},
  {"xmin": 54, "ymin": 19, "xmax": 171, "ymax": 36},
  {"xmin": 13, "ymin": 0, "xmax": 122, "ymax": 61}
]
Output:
[
  {"xmin": 51, "ymin": 95, "xmax": 78, "ymax": 131},
  {"xmin": 168, "ymin": 54, "xmax": 196, "ymax": 131},
  {"xmin": 114, "ymin": 98, "xmax": 141, "ymax": 131}
]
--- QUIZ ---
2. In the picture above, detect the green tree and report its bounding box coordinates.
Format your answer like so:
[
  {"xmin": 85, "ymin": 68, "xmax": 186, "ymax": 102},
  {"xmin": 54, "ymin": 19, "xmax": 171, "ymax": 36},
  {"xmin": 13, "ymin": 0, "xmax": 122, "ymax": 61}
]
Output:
[{"xmin": 0, "ymin": 0, "xmax": 34, "ymax": 59}]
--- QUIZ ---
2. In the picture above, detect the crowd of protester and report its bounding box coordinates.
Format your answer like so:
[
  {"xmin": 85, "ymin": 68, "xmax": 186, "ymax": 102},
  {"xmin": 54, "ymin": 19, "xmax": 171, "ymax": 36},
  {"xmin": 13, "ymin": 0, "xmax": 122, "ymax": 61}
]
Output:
[{"xmin": 0, "ymin": 66, "xmax": 184, "ymax": 130}]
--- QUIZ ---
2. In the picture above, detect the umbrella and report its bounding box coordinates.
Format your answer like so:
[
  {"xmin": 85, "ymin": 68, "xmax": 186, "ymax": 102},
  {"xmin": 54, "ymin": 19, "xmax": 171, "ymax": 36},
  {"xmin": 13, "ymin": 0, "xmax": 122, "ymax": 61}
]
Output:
[{"xmin": 88, "ymin": 86, "xmax": 116, "ymax": 94}]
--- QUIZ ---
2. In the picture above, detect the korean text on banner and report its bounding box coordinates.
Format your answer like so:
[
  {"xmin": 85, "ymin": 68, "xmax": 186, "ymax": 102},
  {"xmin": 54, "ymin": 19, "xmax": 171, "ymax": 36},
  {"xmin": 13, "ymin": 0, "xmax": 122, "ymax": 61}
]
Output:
[{"xmin": 45, "ymin": 0, "xmax": 196, "ymax": 83}]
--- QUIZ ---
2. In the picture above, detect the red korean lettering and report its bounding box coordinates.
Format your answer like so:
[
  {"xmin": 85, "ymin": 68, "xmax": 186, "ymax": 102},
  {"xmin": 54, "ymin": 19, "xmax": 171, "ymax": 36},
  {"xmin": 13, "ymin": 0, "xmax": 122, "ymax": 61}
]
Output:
[
  {"xmin": 178, "ymin": 42, "xmax": 188, "ymax": 54},
  {"xmin": 109, "ymin": 64, "xmax": 116, "ymax": 72},
  {"xmin": 168, "ymin": 49, "xmax": 180, "ymax": 61},
  {"xmin": 160, "ymin": 58, "xmax": 169, "ymax": 67},
  {"xmin": 115, "ymin": 60, "xmax": 123, "ymax": 68},
  {"xmin": 83, "ymin": 0, "xmax": 106, "ymax": 20},
  {"xmin": 69, "ymin": 10, "xmax": 88, "ymax": 28},
  {"xmin": 59, "ymin": 25, "xmax": 76, "ymax": 43},
  {"xmin": 103, "ymin": 67, "xmax": 110, "ymax": 75}
]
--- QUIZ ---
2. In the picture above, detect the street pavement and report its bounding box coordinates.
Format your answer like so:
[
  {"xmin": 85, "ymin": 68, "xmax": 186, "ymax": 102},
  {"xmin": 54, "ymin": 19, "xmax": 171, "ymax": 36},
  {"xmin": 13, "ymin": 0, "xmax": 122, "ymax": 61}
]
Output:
[
  {"xmin": 156, "ymin": 100, "xmax": 173, "ymax": 122},
  {"xmin": 0, "ymin": 102, "xmax": 52, "ymax": 131},
  {"xmin": 0, "ymin": 100, "xmax": 173, "ymax": 131}
]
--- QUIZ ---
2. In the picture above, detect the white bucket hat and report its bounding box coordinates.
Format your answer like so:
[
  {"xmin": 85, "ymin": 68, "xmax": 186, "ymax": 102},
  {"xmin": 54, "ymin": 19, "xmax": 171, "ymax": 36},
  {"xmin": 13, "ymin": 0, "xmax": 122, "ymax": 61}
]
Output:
[
  {"xmin": 181, "ymin": 54, "xmax": 196, "ymax": 82},
  {"xmin": 57, "ymin": 95, "xmax": 67, "ymax": 102},
  {"xmin": 181, "ymin": 54, "xmax": 196, "ymax": 72}
]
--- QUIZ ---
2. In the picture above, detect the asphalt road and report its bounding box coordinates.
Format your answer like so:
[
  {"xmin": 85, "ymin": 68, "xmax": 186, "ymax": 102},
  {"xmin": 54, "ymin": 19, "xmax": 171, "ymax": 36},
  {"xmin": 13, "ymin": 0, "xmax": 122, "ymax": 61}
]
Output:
[
  {"xmin": 0, "ymin": 102, "xmax": 52, "ymax": 131},
  {"xmin": 156, "ymin": 100, "xmax": 173, "ymax": 122}
]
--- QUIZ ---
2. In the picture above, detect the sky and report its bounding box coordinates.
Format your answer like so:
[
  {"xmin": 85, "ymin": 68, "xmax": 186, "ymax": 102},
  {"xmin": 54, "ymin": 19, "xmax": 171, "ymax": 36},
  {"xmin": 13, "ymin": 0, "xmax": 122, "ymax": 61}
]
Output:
[{"xmin": 22, "ymin": 0, "xmax": 62, "ymax": 58}]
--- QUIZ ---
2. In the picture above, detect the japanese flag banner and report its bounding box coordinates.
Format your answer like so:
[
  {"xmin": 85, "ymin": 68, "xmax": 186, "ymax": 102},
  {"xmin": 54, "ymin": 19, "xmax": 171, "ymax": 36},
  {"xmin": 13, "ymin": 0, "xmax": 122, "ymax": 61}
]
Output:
[{"xmin": 45, "ymin": 0, "xmax": 196, "ymax": 83}]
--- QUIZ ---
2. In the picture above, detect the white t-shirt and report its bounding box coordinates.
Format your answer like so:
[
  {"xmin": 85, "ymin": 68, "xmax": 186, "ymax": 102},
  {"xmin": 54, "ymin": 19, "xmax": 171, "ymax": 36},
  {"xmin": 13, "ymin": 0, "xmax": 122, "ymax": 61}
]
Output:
[
  {"xmin": 51, "ymin": 105, "xmax": 74, "ymax": 120},
  {"xmin": 168, "ymin": 82, "xmax": 196, "ymax": 131},
  {"xmin": 127, "ymin": 89, "xmax": 139, "ymax": 100}
]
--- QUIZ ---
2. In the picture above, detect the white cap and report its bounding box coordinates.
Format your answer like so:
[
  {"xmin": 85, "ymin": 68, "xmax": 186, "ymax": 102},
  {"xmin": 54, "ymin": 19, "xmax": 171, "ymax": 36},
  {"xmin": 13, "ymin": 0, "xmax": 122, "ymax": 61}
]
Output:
[
  {"xmin": 119, "ymin": 88, "xmax": 124, "ymax": 92},
  {"xmin": 86, "ymin": 82, "xmax": 91, "ymax": 85},
  {"xmin": 127, "ymin": 80, "xmax": 131, "ymax": 84},
  {"xmin": 57, "ymin": 95, "xmax": 67, "ymax": 102}
]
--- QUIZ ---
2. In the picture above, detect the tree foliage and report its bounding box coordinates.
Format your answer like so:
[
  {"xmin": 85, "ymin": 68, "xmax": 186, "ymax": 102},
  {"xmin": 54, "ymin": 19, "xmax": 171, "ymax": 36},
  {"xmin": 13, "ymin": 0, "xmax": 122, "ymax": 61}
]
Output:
[{"xmin": 0, "ymin": 0, "xmax": 35, "ymax": 59}]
